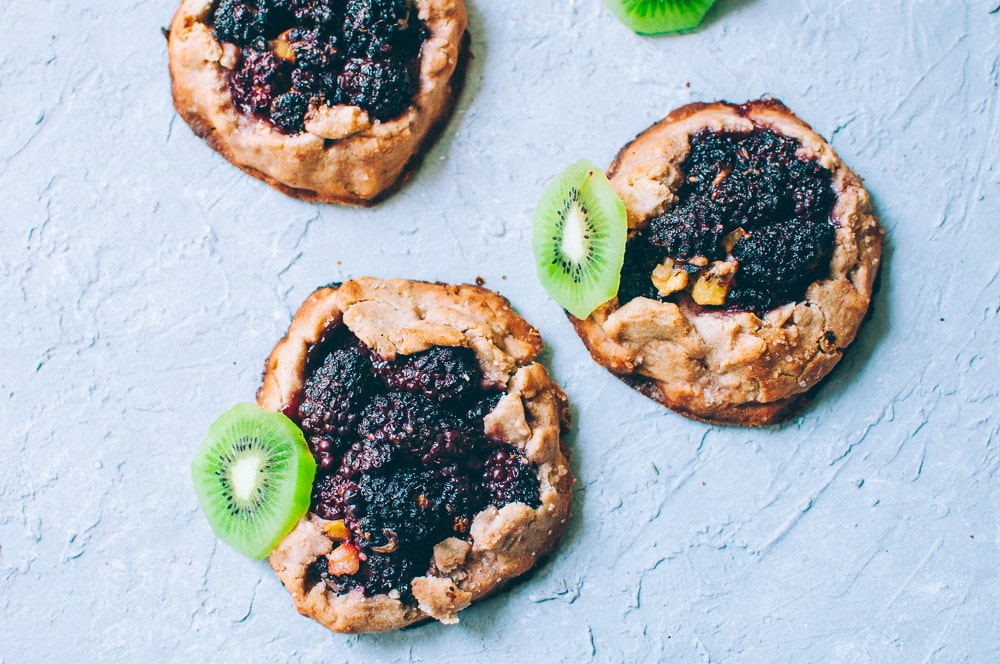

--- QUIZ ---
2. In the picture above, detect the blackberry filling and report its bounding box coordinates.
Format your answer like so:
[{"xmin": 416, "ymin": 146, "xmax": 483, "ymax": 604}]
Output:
[
  {"xmin": 294, "ymin": 329, "xmax": 541, "ymax": 601},
  {"xmin": 212, "ymin": 0, "xmax": 428, "ymax": 133},
  {"xmin": 374, "ymin": 345, "xmax": 482, "ymax": 404},
  {"xmin": 298, "ymin": 346, "xmax": 377, "ymax": 441},
  {"xmin": 617, "ymin": 128, "xmax": 837, "ymax": 313}
]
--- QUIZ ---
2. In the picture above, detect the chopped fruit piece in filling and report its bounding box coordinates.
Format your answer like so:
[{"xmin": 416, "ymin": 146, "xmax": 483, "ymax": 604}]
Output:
[
  {"xmin": 294, "ymin": 328, "xmax": 542, "ymax": 601},
  {"xmin": 650, "ymin": 258, "xmax": 689, "ymax": 297},
  {"xmin": 212, "ymin": 0, "xmax": 428, "ymax": 133},
  {"xmin": 321, "ymin": 518, "xmax": 351, "ymax": 540},
  {"xmin": 690, "ymin": 260, "xmax": 737, "ymax": 306},
  {"xmin": 617, "ymin": 128, "xmax": 837, "ymax": 313},
  {"xmin": 721, "ymin": 227, "xmax": 748, "ymax": 253},
  {"xmin": 328, "ymin": 542, "xmax": 362, "ymax": 575},
  {"xmin": 270, "ymin": 29, "xmax": 297, "ymax": 61}
]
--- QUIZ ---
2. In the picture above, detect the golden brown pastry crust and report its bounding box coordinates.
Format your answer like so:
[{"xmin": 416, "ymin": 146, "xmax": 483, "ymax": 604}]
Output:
[
  {"xmin": 167, "ymin": 0, "xmax": 467, "ymax": 205},
  {"xmin": 259, "ymin": 278, "xmax": 574, "ymax": 633},
  {"xmin": 571, "ymin": 100, "xmax": 884, "ymax": 426}
]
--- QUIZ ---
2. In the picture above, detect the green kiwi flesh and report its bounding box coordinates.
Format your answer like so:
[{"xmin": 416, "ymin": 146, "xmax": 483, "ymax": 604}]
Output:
[
  {"xmin": 191, "ymin": 403, "xmax": 316, "ymax": 559},
  {"xmin": 603, "ymin": 0, "xmax": 717, "ymax": 34},
  {"xmin": 532, "ymin": 159, "xmax": 627, "ymax": 320}
]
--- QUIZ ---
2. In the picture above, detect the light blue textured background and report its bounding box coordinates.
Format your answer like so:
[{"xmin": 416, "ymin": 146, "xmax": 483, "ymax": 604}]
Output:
[{"xmin": 2, "ymin": 0, "xmax": 999, "ymax": 661}]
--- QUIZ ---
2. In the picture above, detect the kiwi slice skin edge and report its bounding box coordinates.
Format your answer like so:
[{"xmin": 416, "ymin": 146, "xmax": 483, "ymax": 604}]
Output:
[
  {"xmin": 603, "ymin": 0, "xmax": 717, "ymax": 35},
  {"xmin": 191, "ymin": 403, "xmax": 316, "ymax": 560},
  {"xmin": 532, "ymin": 159, "xmax": 627, "ymax": 320}
]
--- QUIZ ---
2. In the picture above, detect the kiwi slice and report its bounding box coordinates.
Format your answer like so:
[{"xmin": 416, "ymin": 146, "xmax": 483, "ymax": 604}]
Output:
[
  {"xmin": 191, "ymin": 403, "xmax": 316, "ymax": 559},
  {"xmin": 603, "ymin": 0, "xmax": 717, "ymax": 35},
  {"xmin": 532, "ymin": 159, "xmax": 627, "ymax": 319}
]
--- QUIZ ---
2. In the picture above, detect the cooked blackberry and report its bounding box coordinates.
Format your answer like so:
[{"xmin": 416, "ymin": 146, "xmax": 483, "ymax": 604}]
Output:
[
  {"xmin": 212, "ymin": 0, "xmax": 336, "ymax": 45},
  {"xmin": 465, "ymin": 392, "xmax": 503, "ymax": 426},
  {"xmin": 617, "ymin": 128, "xmax": 836, "ymax": 313},
  {"xmin": 311, "ymin": 472, "xmax": 359, "ymax": 521},
  {"xmin": 303, "ymin": 321, "xmax": 358, "ymax": 374},
  {"xmin": 376, "ymin": 346, "xmax": 483, "ymax": 404},
  {"xmin": 298, "ymin": 347, "xmax": 376, "ymax": 439},
  {"xmin": 270, "ymin": 91, "xmax": 310, "ymax": 133},
  {"xmin": 354, "ymin": 465, "xmax": 483, "ymax": 546},
  {"xmin": 792, "ymin": 176, "xmax": 833, "ymax": 218},
  {"xmin": 293, "ymin": 0, "xmax": 342, "ymax": 30},
  {"xmin": 337, "ymin": 57, "xmax": 415, "ymax": 121},
  {"xmin": 434, "ymin": 463, "xmax": 485, "ymax": 534},
  {"xmin": 289, "ymin": 30, "xmax": 341, "ymax": 88},
  {"xmin": 354, "ymin": 467, "xmax": 441, "ymax": 548},
  {"xmin": 311, "ymin": 458, "xmax": 490, "ymax": 598},
  {"xmin": 647, "ymin": 204, "xmax": 725, "ymax": 260},
  {"xmin": 482, "ymin": 448, "xmax": 541, "ymax": 509},
  {"xmin": 229, "ymin": 48, "xmax": 290, "ymax": 115},
  {"xmin": 359, "ymin": 550, "xmax": 422, "ymax": 598},
  {"xmin": 212, "ymin": 0, "xmax": 263, "ymax": 46},
  {"xmin": 723, "ymin": 284, "xmax": 774, "ymax": 314},
  {"xmin": 358, "ymin": 392, "xmax": 470, "ymax": 466},
  {"xmin": 296, "ymin": 330, "xmax": 546, "ymax": 601},
  {"xmin": 307, "ymin": 555, "xmax": 331, "ymax": 586},
  {"xmin": 341, "ymin": 0, "xmax": 421, "ymax": 59},
  {"xmin": 289, "ymin": 66, "xmax": 333, "ymax": 97},
  {"xmin": 617, "ymin": 235, "xmax": 664, "ymax": 303},
  {"xmin": 731, "ymin": 218, "xmax": 835, "ymax": 303},
  {"xmin": 309, "ymin": 434, "xmax": 348, "ymax": 471},
  {"xmin": 706, "ymin": 130, "xmax": 834, "ymax": 228}
]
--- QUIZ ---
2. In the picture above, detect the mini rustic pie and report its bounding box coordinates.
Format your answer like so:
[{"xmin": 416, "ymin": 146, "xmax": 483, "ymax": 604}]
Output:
[
  {"xmin": 167, "ymin": 0, "xmax": 467, "ymax": 205},
  {"xmin": 258, "ymin": 277, "xmax": 573, "ymax": 632},
  {"xmin": 572, "ymin": 99, "xmax": 884, "ymax": 426}
]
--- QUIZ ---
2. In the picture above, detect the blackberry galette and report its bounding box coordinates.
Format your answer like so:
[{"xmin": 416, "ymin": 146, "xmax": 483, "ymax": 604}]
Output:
[
  {"xmin": 167, "ymin": 0, "xmax": 467, "ymax": 204},
  {"xmin": 259, "ymin": 278, "xmax": 573, "ymax": 632},
  {"xmin": 571, "ymin": 99, "xmax": 884, "ymax": 426}
]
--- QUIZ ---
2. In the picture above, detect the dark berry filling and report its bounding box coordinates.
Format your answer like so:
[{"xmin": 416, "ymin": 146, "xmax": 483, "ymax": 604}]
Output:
[
  {"xmin": 212, "ymin": 0, "xmax": 428, "ymax": 133},
  {"xmin": 299, "ymin": 346, "xmax": 377, "ymax": 441},
  {"xmin": 617, "ymin": 127, "xmax": 837, "ymax": 313},
  {"xmin": 294, "ymin": 329, "xmax": 541, "ymax": 601},
  {"xmin": 374, "ymin": 345, "xmax": 482, "ymax": 404}
]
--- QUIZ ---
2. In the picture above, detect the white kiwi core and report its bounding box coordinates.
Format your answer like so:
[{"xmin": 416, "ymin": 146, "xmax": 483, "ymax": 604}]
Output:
[
  {"xmin": 561, "ymin": 202, "xmax": 589, "ymax": 265},
  {"xmin": 231, "ymin": 454, "xmax": 263, "ymax": 501}
]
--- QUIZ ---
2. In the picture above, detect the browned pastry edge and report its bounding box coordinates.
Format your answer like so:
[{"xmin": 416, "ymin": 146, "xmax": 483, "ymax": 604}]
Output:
[
  {"xmin": 571, "ymin": 99, "xmax": 884, "ymax": 426},
  {"xmin": 258, "ymin": 277, "xmax": 574, "ymax": 632},
  {"xmin": 617, "ymin": 369, "xmax": 799, "ymax": 427},
  {"xmin": 170, "ymin": 33, "xmax": 470, "ymax": 206},
  {"xmin": 167, "ymin": 0, "xmax": 468, "ymax": 205}
]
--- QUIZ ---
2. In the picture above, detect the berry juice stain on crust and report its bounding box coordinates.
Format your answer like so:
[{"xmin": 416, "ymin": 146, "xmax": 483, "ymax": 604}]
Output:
[
  {"xmin": 292, "ymin": 329, "xmax": 541, "ymax": 600},
  {"xmin": 617, "ymin": 128, "xmax": 837, "ymax": 313},
  {"xmin": 212, "ymin": 0, "xmax": 428, "ymax": 133}
]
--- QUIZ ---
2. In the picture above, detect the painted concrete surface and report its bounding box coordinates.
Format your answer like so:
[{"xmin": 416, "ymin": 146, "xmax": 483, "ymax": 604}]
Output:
[{"xmin": 2, "ymin": 0, "xmax": 998, "ymax": 661}]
